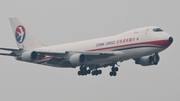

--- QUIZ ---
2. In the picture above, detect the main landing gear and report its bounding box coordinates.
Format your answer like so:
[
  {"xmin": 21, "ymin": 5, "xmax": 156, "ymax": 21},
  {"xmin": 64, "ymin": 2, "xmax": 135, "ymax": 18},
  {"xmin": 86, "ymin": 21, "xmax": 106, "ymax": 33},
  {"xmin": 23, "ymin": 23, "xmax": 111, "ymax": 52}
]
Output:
[
  {"xmin": 91, "ymin": 69, "xmax": 102, "ymax": 76},
  {"xmin": 77, "ymin": 64, "xmax": 119, "ymax": 76},
  {"xmin": 78, "ymin": 65, "xmax": 91, "ymax": 76},
  {"xmin": 78, "ymin": 65, "xmax": 102, "ymax": 76}
]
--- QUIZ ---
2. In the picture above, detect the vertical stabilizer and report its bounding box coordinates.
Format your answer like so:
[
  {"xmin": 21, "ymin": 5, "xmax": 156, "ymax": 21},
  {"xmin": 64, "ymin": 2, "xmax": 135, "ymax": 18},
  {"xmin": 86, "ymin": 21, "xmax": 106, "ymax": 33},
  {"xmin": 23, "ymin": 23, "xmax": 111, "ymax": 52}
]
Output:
[{"xmin": 9, "ymin": 17, "xmax": 43, "ymax": 49}]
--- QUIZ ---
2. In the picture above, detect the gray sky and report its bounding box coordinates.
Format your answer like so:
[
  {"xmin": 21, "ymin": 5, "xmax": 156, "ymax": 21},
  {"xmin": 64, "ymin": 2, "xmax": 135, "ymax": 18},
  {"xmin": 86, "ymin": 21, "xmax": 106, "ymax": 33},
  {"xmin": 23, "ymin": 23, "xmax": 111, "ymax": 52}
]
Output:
[{"xmin": 0, "ymin": 0, "xmax": 179, "ymax": 101}]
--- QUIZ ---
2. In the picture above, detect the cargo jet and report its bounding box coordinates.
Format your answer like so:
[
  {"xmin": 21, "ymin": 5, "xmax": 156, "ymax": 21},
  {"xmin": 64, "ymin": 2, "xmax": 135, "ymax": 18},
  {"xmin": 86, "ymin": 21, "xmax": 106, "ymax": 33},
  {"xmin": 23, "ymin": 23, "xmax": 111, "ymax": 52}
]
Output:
[{"xmin": 0, "ymin": 17, "xmax": 173, "ymax": 76}]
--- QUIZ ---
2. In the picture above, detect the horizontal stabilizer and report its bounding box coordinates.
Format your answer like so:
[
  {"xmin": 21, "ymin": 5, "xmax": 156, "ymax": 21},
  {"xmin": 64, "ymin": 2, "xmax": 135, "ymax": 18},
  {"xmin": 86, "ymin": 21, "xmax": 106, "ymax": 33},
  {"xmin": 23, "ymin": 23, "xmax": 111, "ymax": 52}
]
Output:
[
  {"xmin": 0, "ymin": 52, "xmax": 17, "ymax": 56},
  {"xmin": 0, "ymin": 47, "xmax": 19, "ymax": 51}
]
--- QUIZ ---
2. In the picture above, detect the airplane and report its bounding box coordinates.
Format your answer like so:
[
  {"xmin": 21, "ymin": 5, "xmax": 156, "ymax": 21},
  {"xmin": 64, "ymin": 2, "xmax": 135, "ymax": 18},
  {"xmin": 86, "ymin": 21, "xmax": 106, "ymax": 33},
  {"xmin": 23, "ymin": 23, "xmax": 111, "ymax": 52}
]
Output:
[{"xmin": 0, "ymin": 17, "xmax": 173, "ymax": 76}]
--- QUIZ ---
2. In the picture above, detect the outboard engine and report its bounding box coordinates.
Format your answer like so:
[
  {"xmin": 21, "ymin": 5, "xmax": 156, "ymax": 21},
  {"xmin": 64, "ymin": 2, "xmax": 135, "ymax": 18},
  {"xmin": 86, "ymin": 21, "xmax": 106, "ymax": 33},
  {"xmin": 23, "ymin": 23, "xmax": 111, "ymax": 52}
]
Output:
[{"xmin": 21, "ymin": 51, "xmax": 38, "ymax": 61}]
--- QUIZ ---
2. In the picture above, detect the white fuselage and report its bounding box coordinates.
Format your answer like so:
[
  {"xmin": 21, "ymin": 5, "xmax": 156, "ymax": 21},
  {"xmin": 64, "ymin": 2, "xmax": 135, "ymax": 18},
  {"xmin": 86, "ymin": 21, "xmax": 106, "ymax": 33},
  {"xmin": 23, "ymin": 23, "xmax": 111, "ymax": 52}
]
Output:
[{"xmin": 35, "ymin": 26, "xmax": 171, "ymax": 67}]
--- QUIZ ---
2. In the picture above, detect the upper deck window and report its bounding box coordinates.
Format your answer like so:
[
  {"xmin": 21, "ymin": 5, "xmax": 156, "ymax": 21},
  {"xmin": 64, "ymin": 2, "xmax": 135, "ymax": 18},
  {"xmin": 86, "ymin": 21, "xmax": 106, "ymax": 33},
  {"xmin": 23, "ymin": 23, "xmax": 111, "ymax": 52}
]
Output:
[{"xmin": 153, "ymin": 28, "xmax": 163, "ymax": 32}]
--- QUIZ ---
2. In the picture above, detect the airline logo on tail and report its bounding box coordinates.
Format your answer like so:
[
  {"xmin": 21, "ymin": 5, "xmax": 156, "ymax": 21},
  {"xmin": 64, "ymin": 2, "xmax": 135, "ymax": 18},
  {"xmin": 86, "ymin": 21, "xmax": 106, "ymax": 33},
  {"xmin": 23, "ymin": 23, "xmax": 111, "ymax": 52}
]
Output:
[{"xmin": 15, "ymin": 25, "xmax": 26, "ymax": 43}]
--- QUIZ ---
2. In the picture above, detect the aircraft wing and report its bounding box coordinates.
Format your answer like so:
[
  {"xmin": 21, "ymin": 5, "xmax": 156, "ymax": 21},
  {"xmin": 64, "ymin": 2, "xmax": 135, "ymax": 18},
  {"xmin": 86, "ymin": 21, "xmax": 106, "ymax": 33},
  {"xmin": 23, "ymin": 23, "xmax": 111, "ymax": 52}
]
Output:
[
  {"xmin": 35, "ymin": 49, "xmax": 115, "ymax": 59},
  {"xmin": 32, "ymin": 49, "xmax": 119, "ymax": 66},
  {"xmin": 0, "ymin": 47, "xmax": 116, "ymax": 59}
]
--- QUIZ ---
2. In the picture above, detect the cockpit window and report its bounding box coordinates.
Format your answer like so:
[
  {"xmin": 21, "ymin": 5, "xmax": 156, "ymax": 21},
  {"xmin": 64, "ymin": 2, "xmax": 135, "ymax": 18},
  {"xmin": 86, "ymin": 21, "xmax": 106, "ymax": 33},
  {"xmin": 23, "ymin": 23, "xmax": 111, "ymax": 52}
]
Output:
[{"xmin": 153, "ymin": 28, "xmax": 163, "ymax": 32}]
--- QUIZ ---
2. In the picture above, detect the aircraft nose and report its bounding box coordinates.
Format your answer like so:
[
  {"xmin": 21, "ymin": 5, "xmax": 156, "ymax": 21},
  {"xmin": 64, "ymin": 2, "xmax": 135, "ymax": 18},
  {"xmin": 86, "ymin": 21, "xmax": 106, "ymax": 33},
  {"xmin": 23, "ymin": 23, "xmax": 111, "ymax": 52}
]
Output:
[{"xmin": 168, "ymin": 37, "xmax": 173, "ymax": 43}]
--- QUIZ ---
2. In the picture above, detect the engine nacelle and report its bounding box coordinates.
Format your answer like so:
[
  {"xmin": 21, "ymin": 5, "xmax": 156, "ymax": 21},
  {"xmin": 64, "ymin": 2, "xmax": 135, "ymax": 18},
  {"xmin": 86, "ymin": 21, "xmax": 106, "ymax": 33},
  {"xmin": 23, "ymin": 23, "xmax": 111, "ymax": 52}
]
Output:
[
  {"xmin": 135, "ymin": 54, "xmax": 160, "ymax": 66},
  {"xmin": 21, "ymin": 51, "xmax": 38, "ymax": 61},
  {"xmin": 69, "ymin": 54, "xmax": 87, "ymax": 66}
]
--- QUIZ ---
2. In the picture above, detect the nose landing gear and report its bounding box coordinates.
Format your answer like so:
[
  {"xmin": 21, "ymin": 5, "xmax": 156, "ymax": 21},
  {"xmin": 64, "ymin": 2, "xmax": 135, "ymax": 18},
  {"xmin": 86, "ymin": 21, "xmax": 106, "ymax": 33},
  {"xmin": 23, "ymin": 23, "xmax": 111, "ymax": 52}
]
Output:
[{"xmin": 109, "ymin": 64, "xmax": 119, "ymax": 76}]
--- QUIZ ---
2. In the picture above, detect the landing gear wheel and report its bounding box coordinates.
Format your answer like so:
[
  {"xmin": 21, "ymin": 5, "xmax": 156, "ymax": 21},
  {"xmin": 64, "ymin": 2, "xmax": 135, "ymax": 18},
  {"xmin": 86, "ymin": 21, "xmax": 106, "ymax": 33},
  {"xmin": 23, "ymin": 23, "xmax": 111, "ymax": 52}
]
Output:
[
  {"xmin": 114, "ymin": 67, "xmax": 118, "ymax": 72},
  {"xmin": 78, "ymin": 71, "xmax": 82, "ymax": 75},
  {"xmin": 109, "ymin": 71, "xmax": 117, "ymax": 76},
  {"xmin": 98, "ymin": 70, "xmax": 102, "ymax": 74},
  {"xmin": 113, "ymin": 72, "xmax": 117, "ymax": 76},
  {"xmin": 82, "ymin": 71, "xmax": 87, "ymax": 75},
  {"xmin": 92, "ymin": 71, "xmax": 95, "ymax": 76},
  {"xmin": 112, "ymin": 67, "xmax": 119, "ymax": 72},
  {"xmin": 110, "ymin": 72, "xmax": 113, "ymax": 76},
  {"xmin": 91, "ymin": 69, "xmax": 102, "ymax": 76}
]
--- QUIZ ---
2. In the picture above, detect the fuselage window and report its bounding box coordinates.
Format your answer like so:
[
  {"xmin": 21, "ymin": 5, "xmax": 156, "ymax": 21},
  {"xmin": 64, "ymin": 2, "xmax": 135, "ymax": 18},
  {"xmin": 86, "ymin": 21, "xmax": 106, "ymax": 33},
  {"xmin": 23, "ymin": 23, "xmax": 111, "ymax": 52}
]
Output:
[
  {"xmin": 126, "ymin": 39, "xmax": 129, "ymax": 42},
  {"xmin": 129, "ymin": 38, "xmax": 132, "ymax": 42},
  {"xmin": 132, "ymin": 38, "xmax": 135, "ymax": 41},
  {"xmin": 120, "ymin": 39, "xmax": 122, "ymax": 43},
  {"xmin": 123, "ymin": 39, "xmax": 126, "ymax": 43}
]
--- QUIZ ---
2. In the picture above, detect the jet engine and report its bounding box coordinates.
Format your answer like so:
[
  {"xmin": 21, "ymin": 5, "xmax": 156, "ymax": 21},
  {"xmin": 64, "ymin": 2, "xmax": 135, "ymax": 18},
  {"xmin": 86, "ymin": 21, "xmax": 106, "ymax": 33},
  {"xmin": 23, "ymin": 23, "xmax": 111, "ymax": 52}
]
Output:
[
  {"xmin": 21, "ymin": 51, "xmax": 38, "ymax": 61},
  {"xmin": 69, "ymin": 53, "xmax": 87, "ymax": 65},
  {"xmin": 135, "ymin": 53, "xmax": 160, "ymax": 66}
]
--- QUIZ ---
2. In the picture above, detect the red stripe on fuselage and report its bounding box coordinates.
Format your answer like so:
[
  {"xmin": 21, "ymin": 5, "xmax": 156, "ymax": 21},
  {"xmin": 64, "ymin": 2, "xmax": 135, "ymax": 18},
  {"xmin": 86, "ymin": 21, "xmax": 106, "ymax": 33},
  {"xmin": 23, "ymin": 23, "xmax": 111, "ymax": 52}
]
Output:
[
  {"xmin": 88, "ymin": 40, "xmax": 170, "ymax": 51},
  {"xmin": 34, "ymin": 56, "xmax": 54, "ymax": 63}
]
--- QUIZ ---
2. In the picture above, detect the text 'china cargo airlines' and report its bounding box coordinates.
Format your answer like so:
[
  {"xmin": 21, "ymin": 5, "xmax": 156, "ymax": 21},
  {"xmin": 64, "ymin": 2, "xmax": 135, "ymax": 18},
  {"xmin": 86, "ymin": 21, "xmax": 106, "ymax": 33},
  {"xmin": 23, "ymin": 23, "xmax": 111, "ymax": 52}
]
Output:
[{"xmin": 0, "ymin": 17, "xmax": 173, "ymax": 76}]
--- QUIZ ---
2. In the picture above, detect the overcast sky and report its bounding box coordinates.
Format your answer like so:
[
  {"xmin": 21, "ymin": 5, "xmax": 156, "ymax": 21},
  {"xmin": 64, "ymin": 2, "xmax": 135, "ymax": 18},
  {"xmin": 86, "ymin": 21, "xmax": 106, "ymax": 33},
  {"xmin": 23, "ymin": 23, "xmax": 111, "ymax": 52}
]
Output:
[{"xmin": 0, "ymin": 0, "xmax": 179, "ymax": 101}]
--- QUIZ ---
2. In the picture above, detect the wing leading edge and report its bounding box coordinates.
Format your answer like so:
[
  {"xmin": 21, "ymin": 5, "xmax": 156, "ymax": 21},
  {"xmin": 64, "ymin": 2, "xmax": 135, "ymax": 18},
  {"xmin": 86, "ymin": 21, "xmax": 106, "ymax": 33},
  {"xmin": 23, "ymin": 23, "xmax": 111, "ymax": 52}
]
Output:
[{"xmin": 34, "ymin": 49, "xmax": 115, "ymax": 59}]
